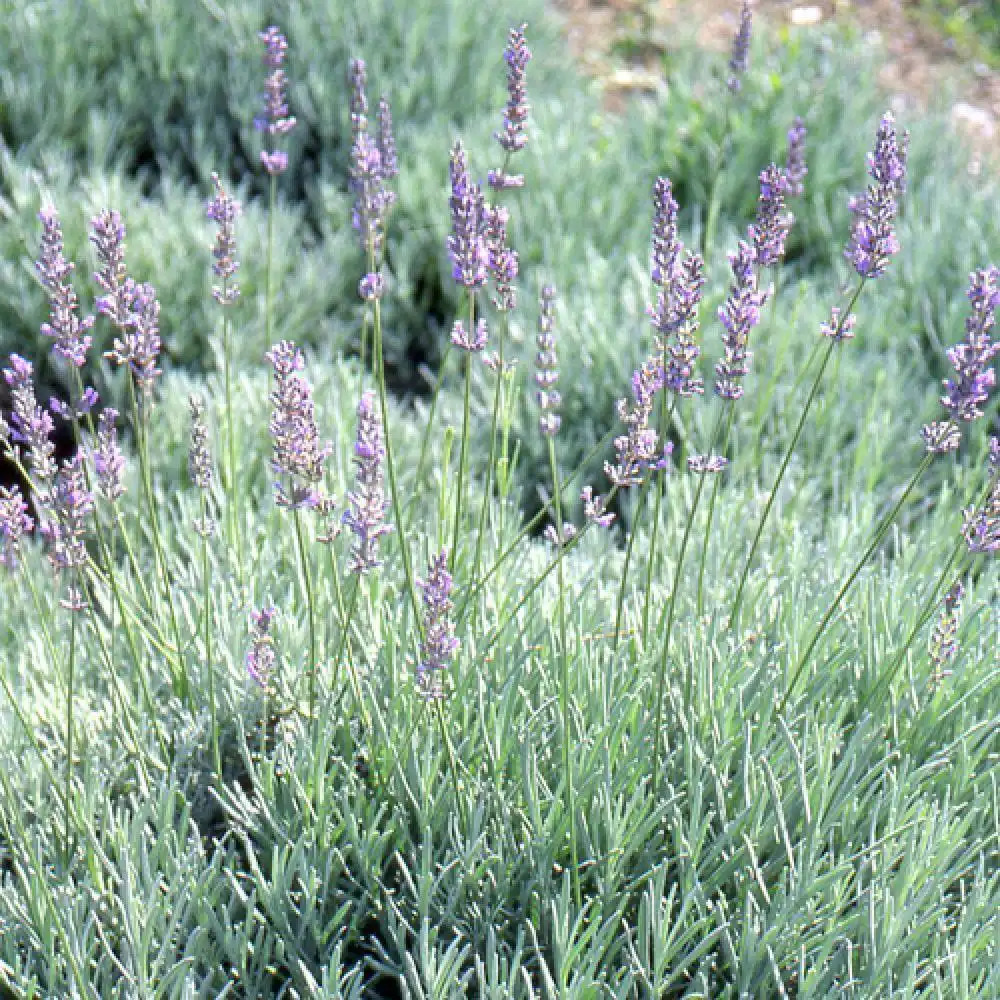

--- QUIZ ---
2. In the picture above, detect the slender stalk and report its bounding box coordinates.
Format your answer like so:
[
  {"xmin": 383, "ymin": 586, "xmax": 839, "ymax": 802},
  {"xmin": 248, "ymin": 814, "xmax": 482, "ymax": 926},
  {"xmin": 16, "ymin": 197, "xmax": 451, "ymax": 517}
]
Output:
[
  {"xmin": 547, "ymin": 439, "xmax": 580, "ymax": 906},
  {"xmin": 292, "ymin": 504, "xmax": 318, "ymax": 722},
  {"xmin": 451, "ymin": 292, "xmax": 476, "ymax": 568},
  {"xmin": 265, "ymin": 173, "xmax": 276, "ymax": 349},
  {"xmin": 613, "ymin": 477, "xmax": 650, "ymax": 650},
  {"xmin": 222, "ymin": 310, "xmax": 244, "ymax": 588},
  {"xmin": 408, "ymin": 342, "xmax": 454, "ymax": 527},
  {"xmin": 779, "ymin": 452, "xmax": 935, "ymax": 713},
  {"xmin": 201, "ymin": 493, "xmax": 221, "ymax": 779},
  {"xmin": 696, "ymin": 403, "xmax": 735, "ymax": 614},
  {"xmin": 435, "ymin": 700, "xmax": 468, "ymax": 831},
  {"xmin": 730, "ymin": 282, "xmax": 865, "ymax": 626},
  {"xmin": 63, "ymin": 590, "xmax": 77, "ymax": 867}
]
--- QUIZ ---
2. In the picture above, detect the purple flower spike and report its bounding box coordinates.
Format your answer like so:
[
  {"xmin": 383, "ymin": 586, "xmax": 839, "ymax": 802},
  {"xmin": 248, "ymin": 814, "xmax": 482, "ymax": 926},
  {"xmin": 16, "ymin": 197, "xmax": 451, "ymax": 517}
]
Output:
[
  {"xmin": 255, "ymin": 26, "xmax": 296, "ymax": 174},
  {"xmin": 820, "ymin": 306, "xmax": 857, "ymax": 343},
  {"xmin": 784, "ymin": 116, "xmax": 808, "ymax": 198},
  {"xmin": 94, "ymin": 408, "xmax": 125, "ymax": 503},
  {"xmin": 961, "ymin": 439, "xmax": 1000, "ymax": 554},
  {"xmin": 344, "ymin": 389, "xmax": 393, "ymax": 574},
  {"xmin": 846, "ymin": 111, "xmax": 908, "ymax": 279},
  {"xmin": 416, "ymin": 548, "xmax": 459, "ymax": 701},
  {"xmin": 36, "ymin": 206, "xmax": 95, "ymax": 369},
  {"xmin": 447, "ymin": 142, "xmax": 488, "ymax": 290},
  {"xmin": 206, "ymin": 173, "xmax": 241, "ymax": 306},
  {"xmin": 606, "ymin": 355, "xmax": 663, "ymax": 488},
  {"xmin": 715, "ymin": 240, "xmax": 768, "ymax": 401},
  {"xmin": 246, "ymin": 605, "xmax": 277, "ymax": 689},
  {"xmin": 106, "ymin": 281, "xmax": 162, "ymax": 398},
  {"xmin": 940, "ymin": 267, "xmax": 1000, "ymax": 424},
  {"xmin": 91, "ymin": 209, "xmax": 132, "ymax": 328},
  {"xmin": 650, "ymin": 178, "xmax": 682, "ymax": 290},
  {"xmin": 351, "ymin": 132, "xmax": 390, "ymax": 259},
  {"xmin": 377, "ymin": 97, "xmax": 399, "ymax": 185},
  {"xmin": 348, "ymin": 59, "xmax": 369, "ymax": 142},
  {"xmin": 0, "ymin": 485, "xmax": 32, "ymax": 572},
  {"xmin": 2, "ymin": 354, "xmax": 56, "ymax": 485},
  {"xmin": 187, "ymin": 396, "xmax": 213, "ymax": 491},
  {"xmin": 535, "ymin": 285, "xmax": 561, "ymax": 437},
  {"xmin": 41, "ymin": 452, "xmax": 94, "ymax": 609},
  {"xmin": 928, "ymin": 579, "xmax": 963, "ymax": 688},
  {"xmin": 451, "ymin": 317, "xmax": 489, "ymax": 352},
  {"xmin": 489, "ymin": 22, "xmax": 531, "ymax": 190},
  {"xmin": 265, "ymin": 341, "xmax": 330, "ymax": 510},
  {"xmin": 359, "ymin": 271, "xmax": 387, "ymax": 301},
  {"xmin": 728, "ymin": 0, "xmax": 752, "ymax": 93},
  {"xmin": 484, "ymin": 204, "xmax": 518, "ymax": 312},
  {"xmin": 749, "ymin": 164, "xmax": 793, "ymax": 267},
  {"xmin": 581, "ymin": 486, "xmax": 615, "ymax": 528}
]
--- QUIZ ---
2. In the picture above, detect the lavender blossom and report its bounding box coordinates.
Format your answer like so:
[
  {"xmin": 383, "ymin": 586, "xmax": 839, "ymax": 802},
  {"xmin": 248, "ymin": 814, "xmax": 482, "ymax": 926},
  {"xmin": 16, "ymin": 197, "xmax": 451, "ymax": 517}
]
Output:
[
  {"xmin": 650, "ymin": 177, "xmax": 682, "ymax": 290},
  {"xmin": 265, "ymin": 341, "xmax": 330, "ymax": 510},
  {"xmin": 544, "ymin": 521, "xmax": 577, "ymax": 548},
  {"xmin": 187, "ymin": 396, "xmax": 213, "ymax": 491},
  {"xmin": 350, "ymin": 132, "xmax": 390, "ymax": 259},
  {"xmin": 255, "ymin": 26, "xmax": 297, "ymax": 174},
  {"xmin": 246, "ymin": 605, "xmax": 277, "ymax": 689},
  {"xmin": 206, "ymin": 173, "xmax": 241, "ymax": 306},
  {"xmin": 784, "ymin": 116, "xmax": 808, "ymax": 198},
  {"xmin": 36, "ymin": 207, "xmax": 95, "ymax": 368},
  {"xmin": 94, "ymin": 408, "xmax": 125, "ymax": 503},
  {"xmin": 940, "ymin": 267, "xmax": 1000, "ymax": 424},
  {"xmin": 484, "ymin": 203, "xmax": 518, "ymax": 312},
  {"xmin": 344, "ymin": 389, "xmax": 392, "ymax": 574},
  {"xmin": 581, "ymin": 485, "xmax": 615, "ymax": 528},
  {"xmin": 359, "ymin": 271, "xmax": 387, "ymax": 301},
  {"xmin": 2, "ymin": 354, "xmax": 56, "ymax": 484},
  {"xmin": 535, "ymin": 286, "xmax": 561, "ymax": 437},
  {"xmin": 447, "ymin": 142, "xmax": 488, "ymax": 290},
  {"xmin": 928, "ymin": 579, "xmax": 963, "ymax": 688},
  {"xmin": 605, "ymin": 355, "xmax": 664, "ymax": 488},
  {"xmin": 728, "ymin": 0, "xmax": 752, "ymax": 93},
  {"xmin": 376, "ymin": 97, "xmax": 399, "ymax": 187},
  {"xmin": 106, "ymin": 281, "xmax": 162, "ymax": 398},
  {"xmin": 749, "ymin": 164, "xmax": 792, "ymax": 267},
  {"xmin": 348, "ymin": 59, "xmax": 369, "ymax": 143},
  {"xmin": 687, "ymin": 454, "xmax": 729, "ymax": 474},
  {"xmin": 846, "ymin": 111, "xmax": 908, "ymax": 279},
  {"xmin": 490, "ymin": 23, "xmax": 531, "ymax": 190},
  {"xmin": 820, "ymin": 306, "xmax": 857, "ymax": 343},
  {"xmin": 41, "ymin": 452, "xmax": 94, "ymax": 610},
  {"xmin": 415, "ymin": 548, "xmax": 459, "ymax": 701},
  {"xmin": 91, "ymin": 209, "xmax": 132, "ymax": 328},
  {"xmin": 451, "ymin": 317, "xmax": 489, "ymax": 352},
  {"xmin": 921, "ymin": 421, "xmax": 961, "ymax": 455},
  {"xmin": 715, "ymin": 240, "xmax": 768, "ymax": 400},
  {"xmin": 0, "ymin": 485, "xmax": 32, "ymax": 571}
]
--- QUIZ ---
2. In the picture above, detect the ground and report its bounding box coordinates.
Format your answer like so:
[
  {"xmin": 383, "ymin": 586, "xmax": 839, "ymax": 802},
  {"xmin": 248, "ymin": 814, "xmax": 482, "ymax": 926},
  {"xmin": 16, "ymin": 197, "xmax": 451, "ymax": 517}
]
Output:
[{"xmin": 553, "ymin": 0, "xmax": 1000, "ymax": 170}]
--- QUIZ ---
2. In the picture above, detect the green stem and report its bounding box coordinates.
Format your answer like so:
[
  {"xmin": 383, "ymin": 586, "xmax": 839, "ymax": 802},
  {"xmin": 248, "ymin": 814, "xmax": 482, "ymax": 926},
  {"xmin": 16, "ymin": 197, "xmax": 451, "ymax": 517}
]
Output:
[
  {"xmin": 222, "ymin": 308, "xmax": 244, "ymax": 589},
  {"xmin": 202, "ymin": 493, "xmax": 221, "ymax": 779},
  {"xmin": 435, "ymin": 700, "xmax": 468, "ymax": 831},
  {"xmin": 451, "ymin": 293, "xmax": 476, "ymax": 569},
  {"xmin": 779, "ymin": 452, "xmax": 935, "ymax": 714},
  {"xmin": 265, "ymin": 173, "xmax": 276, "ymax": 349},
  {"xmin": 613, "ymin": 477, "xmax": 650, "ymax": 650},
  {"xmin": 63, "ymin": 591, "xmax": 77, "ymax": 867},
  {"xmin": 696, "ymin": 402, "xmax": 735, "ymax": 615},
  {"xmin": 292, "ymin": 504, "xmax": 318, "ymax": 723}
]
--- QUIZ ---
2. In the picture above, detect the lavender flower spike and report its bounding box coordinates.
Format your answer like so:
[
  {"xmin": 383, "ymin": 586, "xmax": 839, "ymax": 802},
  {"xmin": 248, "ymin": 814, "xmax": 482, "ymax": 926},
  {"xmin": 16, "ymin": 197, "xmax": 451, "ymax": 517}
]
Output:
[
  {"xmin": 41, "ymin": 452, "xmax": 94, "ymax": 610},
  {"xmin": 348, "ymin": 59, "xmax": 369, "ymax": 143},
  {"xmin": 206, "ymin": 173, "xmax": 241, "ymax": 306},
  {"xmin": 490, "ymin": 23, "xmax": 531, "ymax": 190},
  {"xmin": 416, "ymin": 548, "xmax": 459, "ymax": 701},
  {"xmin": 0, "ymin": 485, "xmax": 33, "ymax": 571},
  {"xmin": 928, "ymin": 580, "xmax": 963, "ymax": 688},
  {"xmin": 2, "ymin": 354, "xmax": 56, "ymax": 484},
  {"xmin": 344, "ymin": 389, "xmax": 393, "ymax": 574},
  {"xmin": 961, "ymin": 437, "xmax": 1000, "ymax": 554},
  {"xmin": 105, "ymin": 281, "xmax": 162, "ymax": 398},
  {"xmin": 91, "ymin": 209, "xmax": 132, "ymax": 328},
  {"xmin": 784, "ymin": 116, "xmax": 808, "ymax": 198},
  {"xmin": 728, "ymin": 0, "xmax": 752, "ymax": 93},
  {"xmin": 36, "ymin": 206, "xmax": 95, "ymax": 368},
  {"xmin": 265, "ymin": 341, "xmax": 330, "ymax": 510},
  {"xmin": 846, "ymin": 111, "xmax": 908, "ymax": 279},
  {"xmin": 715, "ymin": 240, "xmax": 768, "ymax": 401},
  {"xmin": 255, "ymin": 26, "xmax": 297, "ymax": 175},
  {"xmin": 605, "ymin": 354, "xmax": 663, "ymax": 488},
  {"xmin": 749, "ymin": 164, "xmax": 792, "ymax": 267},
  {"xmin": 447, "ymin": 141, "xmax": 488, "ymax": 290},
  {"xmin": 94, "ymin": 408, "xmax": 126, "ymax": 503},
  {"xmin": 246, "ymin": 605, "xmax": 278, "ymax": 689},
  {"xmin": 377, "ymin": 97, "xmax": 399, "ymax": 186},
  {"xmin": 535, "ymin": 285, "xmax": 561, "ymax": 437}
]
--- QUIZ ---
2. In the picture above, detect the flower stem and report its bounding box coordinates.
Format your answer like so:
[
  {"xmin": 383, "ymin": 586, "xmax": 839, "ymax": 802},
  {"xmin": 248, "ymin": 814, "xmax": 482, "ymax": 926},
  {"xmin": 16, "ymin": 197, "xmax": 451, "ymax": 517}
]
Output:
[
  {"xmin": 451, "ymin": 292, "xmax": 476, "ymax": 568},
  {"xmin": 292, "ymin": 504, "xmax": 318, "ymax": 723}
]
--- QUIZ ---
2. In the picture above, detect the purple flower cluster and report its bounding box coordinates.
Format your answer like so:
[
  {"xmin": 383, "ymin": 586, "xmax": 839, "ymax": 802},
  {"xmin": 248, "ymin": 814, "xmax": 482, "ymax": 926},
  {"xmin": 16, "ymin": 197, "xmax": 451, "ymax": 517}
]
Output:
[
  {"xmin": 749, "ymin": 164, "xmax": 792, "ymax": 268},
  {"xmin": 715, "ymin": 241, "xmax": 768, "ymax": 400},
  {"xmin": 255, "ymin": 26, "xmax": 297, "ymax": 175},
  {"xmin": 206, "ymin": 173, "xmax": 241, "ymax": 306},
  {"xmin": 377, "ymin": 97, "xmax": 399, "ymax": 186},
  {"xmin": 447, "ymin": 142, "xmax": 488, "ymax": 290},
  {"xmin": 2, "ymin": 354, "xmax": 56, "ymax": 484},
  {"xmin": 41, "ymin": 453, "xmax": 94, "ymax": 609},
  {"xmin": 648, "ymin": 178, "xmax": 705, "ymax": 398},
  {"xmin": 36, "ymin": 207, "xmax": 95, "ymax": 369},
  {"xmin": 605, "ymin": 356, "xmax": 666, "ymax": 488},
  {"xmin": 105, "ymin": 280, "xmax": 163, "ymax": 398},
  {"xmin": 451, "ymin": 317, "xmax": 489, "ymax": 352},
  {"xmin": 91, "ymin": 209, "xmax": 131, "ymax": 328},
  {"xmin": 820, "ymin": 306, "xmax": 857, "ymax": 343},
  {"xmin": 784, "ymin": 116, "xmax": 808, "ymax": 198},
  {"xmin": 349, "ymin": 59, "xmax": 368, "ymax": 141},
  {"xmin": 344, "ymin": 389, "xmax": 392, "ymax": 574},
  {"xmin": 581, "ymin": 485, "xmax": 614, "ymax": 528},
  {"xmin": 846, "ymin": 111, "xmax": 908, "ymax": 279},
  {"xmin": 265, "ymin": 341, "xmax": 330, "ymax": 510},
  {"xmin": 928, "ymin": 579, "xmax": 963, "ymax": 687},
  {"xmin": 484, "ymin": 204, "xmax": 519, "ymax": 312},
  {"xmin": 0, "ymin": 485, "xmax": 32, "ymax": 571},
  {"xmin": 94, "ymin": 408, "xmax": 126, "ymax": 503},
  {"xmin": 490, "ymin": 23, "xmax": 531, "ymax": 190},
  {"xmin": 246, "ymin": 605, "xmax": 277, "ymax": 689},
  {"xmin": 187, "ymin": 396, "xmax": 213, "ymax": 491},
  {"xmin": 416, "ymin": 548, "xmax": 459, "ymax": 701},
  {"xmin": 535, "ymin": 285, "xmax": 561, "ymax": 437},
  {"xmin": 941, "ymin": 267, "xmax": 1000, "ymax": 423},
  {"xmin": 962, "ymin": 437, "xmax": 1000, "ymax": 554},
  {"xmin": 728, "ymin": 0, "xmax": 752, "ymax": 93}
]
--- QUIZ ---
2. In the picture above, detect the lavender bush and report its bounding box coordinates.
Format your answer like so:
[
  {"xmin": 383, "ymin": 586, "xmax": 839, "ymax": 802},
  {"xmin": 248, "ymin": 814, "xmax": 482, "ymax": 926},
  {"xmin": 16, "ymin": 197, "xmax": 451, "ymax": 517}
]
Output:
[{"xmin": 0, "ymin": 4, "xmax": 997, "ymax": 996}]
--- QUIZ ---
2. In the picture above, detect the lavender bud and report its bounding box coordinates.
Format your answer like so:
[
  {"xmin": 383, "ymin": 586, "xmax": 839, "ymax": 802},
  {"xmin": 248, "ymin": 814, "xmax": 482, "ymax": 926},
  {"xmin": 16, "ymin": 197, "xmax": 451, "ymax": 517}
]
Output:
[
  {"xmin": 359, "ymin": 271, "xmax": 387, "ymax": 301},
  {"xmin": 265, "ymin": 341, "xmax": 330, "ymax": 510},
  {"xmin": 376, "ymin": 96, "xmax": 399, "ymax": 185},
  {"xmin": 846, "ymin": 112, "xmax": 908, "ymax": 279},
  {"xmin": 36, "ymin": 207, "xmax": 95, "ymax": 369},
  {"xmin": 605, "ymin": 356, "xmax": 664, "ymax": 488},
  {"xmin": 0, "ymin": 485, "xmax": 33, "ymax": 572},
  {"xmin": 246, "ymin": 605, "xmax": 277, "ymax": 689},
  {"xmin": 820, "ymin": 306, "xmax": 856, "ymax": 342},
  {"xmin": 451, "ymin": 317, "xmax": 489, "ymax": 352},
  {"xmin": 447, "ymin": 142, "xmax": 488, "ymax": 290},
  {"xmin": 41, "ymin": 452, "xmax": 94, "ymax": 609},
  {"xmin": 348, "ymin": 59, "xmax": 368, "ymax": 142},
  {"xmin": 105, "ymin": 280, "xmax": 162, "ymax": 398},
  {"xmin": 728, "ymin": 0, "xmax": 752, "ymax": 93},
  {"xmin": 484, "ymin": 204, "xmax": 518, "ymax": 312},
  {"xmin": 344, "ymin": 389, "xmax": 392, "ymax": 574},
  {"xmin": 187, "ymin": 396, "xmax": 213, "ymax": 491},
  {"xmin": 255, "ymin": 26, "xmax": 297, "ymax": 174},
  {"xmin": 2, "ymin": 354, "xmax": 56, "ymax": 484},
  {"xmin": 206, "ymin": 173, "xmax": 241, "ymax": 306},
  {"xmin": 928, "ymin": 579, "xmax": 963, "ymax": 688},
  {"xmin": 544, "ymin": 522, "xmax": 577, "ymax": 547},
  {"xmin": 784, "ymin": 116, "xmax": 808, "ymax": 198},
  {"xmin": 415, "ymin": 548, "xmax": 459, "ymax": 701},
  {"xmin": 91, "ymin": 209, "xmax": 132, "ymax": 328},
  {"xmin": 962, "ymin": 437, "xmax": 1000, "ymax": 554},
  {"xmin": 715, "ymin": 241, "xmax": 767, "ymax": 400},
  {"xmin": 921, "ymin": 420, "xmax": 961, "ymax": 455},
  {"xmin": 749, "ymin": 164, "xmax": 793, "ymax": 267},
  {"xmin": 688, "ymin": 454, "xmax": 729, "ymax": 474},
  {"xmin": 581, "ymin": 485, "xmax": 615, "ymax": 528},
  {"xmin": 350, "ymin": 132, "xmax": 390, "ymax": 259},
  {"xmin": 94, "ymin": 408, "xmax": 126, "ymax": 503},
  {"xmin": 493, "ymin": 24, "xmax": 531, "ymax": 160}
]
